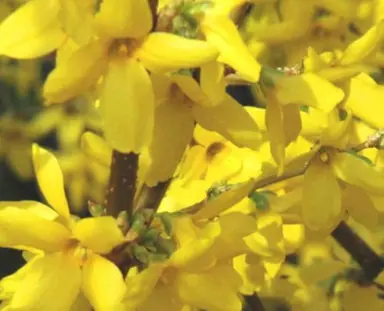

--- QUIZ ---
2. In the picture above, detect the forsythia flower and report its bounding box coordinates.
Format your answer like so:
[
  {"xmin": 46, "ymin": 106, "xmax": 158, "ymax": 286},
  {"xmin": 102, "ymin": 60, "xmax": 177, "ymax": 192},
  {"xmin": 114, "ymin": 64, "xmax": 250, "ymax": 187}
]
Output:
[{"xmin": 0, "ymin": 145, "xmax": 126, "ymax": 311}]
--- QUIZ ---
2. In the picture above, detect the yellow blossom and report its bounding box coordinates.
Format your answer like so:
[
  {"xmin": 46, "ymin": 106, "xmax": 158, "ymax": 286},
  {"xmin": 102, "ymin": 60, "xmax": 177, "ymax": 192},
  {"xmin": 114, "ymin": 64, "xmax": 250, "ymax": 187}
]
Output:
[{"xmin": 0, "ymin": 145, "xmax": 126, "ymax": 310}]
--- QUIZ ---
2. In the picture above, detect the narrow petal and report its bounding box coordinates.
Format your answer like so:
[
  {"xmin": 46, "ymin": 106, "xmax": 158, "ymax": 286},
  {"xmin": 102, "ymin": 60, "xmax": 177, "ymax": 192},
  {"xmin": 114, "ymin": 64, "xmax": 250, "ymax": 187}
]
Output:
[
  {"xmin": 342, "ymin": 185, "xmax": 378, "ymax": 229},
  {"xmin": 95, "ymin": 0, "xmax": 152, "ymax": 38},
  {"xmin": 82, "ymin": 254, "xmax": 126, "ymax": 311},
  {"xmin": 0, "ymin": 0, "xmax": 65, "ymax": 58},
  {"xmin": 0, "ymin": 200, "xmax": 58, "ymax": 220},
  {"xmin": 275, "ymin": 73, "xmax": 344, "ymax": 113},
  {"xmin": 124, "ymin": 264, "xmax": 164, "ymax": 310},
  {"xmin": 81, "ymin": 132, "xmax": 112, "ymax": 167},
  {"xmin": 170, "ymin": 219, "xmax": 220, "ymax": 269},
  {"xmin": 43, "ymin": 40, "xmax": 108, "ymax": 103},
  {"xmin": 100, "ymin": 58, "xmax": 154, "ymax": 153},
  {"xmin": 32, "ymin": 144, "xmax": 70, "ymax": 220},
  {"xmin": 192, "ymin": 179, "xmax": 255, "ymax": 221},
  {"xmin": 340, "ymin": 20, "xmax": 384, "ymax": 66},
  {"xmin": 332, "ymin": 152, "xmax": 384, "ymax": 195},
  {"xmin": 282, "ymin": 104, "xmax": 302, "ymax": 146},
  {"xmin": 193, "ymin": 95, "xmax": 262, "ymax": 150},
  {"xmin": 201, "ymin": 14, "xmax": 261, "ymax": 82},
  {"xmin": 0, "ymin": 205, "xmax": 70, "ymax": 252},
  {"xmin": 137, "ymin": 32, "xmax": 218, "ymax": 73},
  {"xmin": 140, "ymin": 100, "xmax": 195, "ymax": 186},
  {"xmin": 73, "ymin": 217, "xmax": 124, "ymax": 254},
  {"xmin": 171, "ymin": 75, "xmax": 211, "ymax": 107},
  {"xmin": 177, "ymin": 264, "xmax": 243, "ymax": 311},
  {"xmin": 9, "ymin": 253, "xmax": 81, "ymax": 311},
  {"xmin": 266, "ymin": 97, "xmax": 285, "ymax": 174},
  {"xmin": 200, "ymin": 61, "xmax": 227, "ymax": 105},
  {"xmin": 302, "ymin": 159, "xmax": 342, "ymax": 231},
  {"xmin": 344, "ymin": 73, "xmax": 384, "ymax": 129}
]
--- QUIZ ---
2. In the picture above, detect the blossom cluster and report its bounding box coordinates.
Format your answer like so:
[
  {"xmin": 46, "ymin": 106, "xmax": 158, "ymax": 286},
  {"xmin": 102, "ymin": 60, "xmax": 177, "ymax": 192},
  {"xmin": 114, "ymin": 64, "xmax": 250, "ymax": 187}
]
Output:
[{"xmin": 0, "ymin": 0, "xmax": 384, "ymax": 310}]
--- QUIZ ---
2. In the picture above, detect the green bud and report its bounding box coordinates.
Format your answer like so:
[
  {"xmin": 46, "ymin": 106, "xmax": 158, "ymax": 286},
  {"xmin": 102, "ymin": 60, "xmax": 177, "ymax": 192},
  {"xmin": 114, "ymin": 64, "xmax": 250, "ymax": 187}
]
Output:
[
  {"xmin": 157, "ymin": 212, "xmax": 173, "ymax": 236},
  {"xmin": 132, "ymin": 245, "xmax": 150, "ymax": 264},
  {"xmin": 130, "ymin": 213, "xmax": 146, "ymax": 236},
  {"xmin": 248, "ymin": 191, "xmax": 271, "ymax": 211}
]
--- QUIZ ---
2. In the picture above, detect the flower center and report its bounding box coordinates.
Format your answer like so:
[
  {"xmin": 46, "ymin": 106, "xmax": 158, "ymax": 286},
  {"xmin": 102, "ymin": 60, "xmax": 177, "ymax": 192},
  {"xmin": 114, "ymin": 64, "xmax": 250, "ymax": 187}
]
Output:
[{"xmin": 64, "ymin": 238, "xmax": 90, "ymax": 267}]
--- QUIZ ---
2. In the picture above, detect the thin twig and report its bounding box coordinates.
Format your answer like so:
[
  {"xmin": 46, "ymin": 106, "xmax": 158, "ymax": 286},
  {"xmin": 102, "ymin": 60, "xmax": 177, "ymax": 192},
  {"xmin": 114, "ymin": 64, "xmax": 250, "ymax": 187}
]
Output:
[
  {"xmin": 244, "ymin": 294, "xmax": 266, "ymax": 311},
  {"xmin": 331, "ymin": 221, "xmax": 384, "ymax": 281}
]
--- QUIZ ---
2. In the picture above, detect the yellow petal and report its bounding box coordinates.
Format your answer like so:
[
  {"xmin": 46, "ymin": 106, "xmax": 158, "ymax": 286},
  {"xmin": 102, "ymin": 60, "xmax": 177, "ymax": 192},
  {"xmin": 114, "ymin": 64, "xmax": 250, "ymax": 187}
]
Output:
[
  {"xmin": 124, "ymin": 264, "xmax": 164, "ymax": 309},
  {"xmin": 100, "ymin": 58, "xmax": 154, "ymax": 153},
  {"xmin": 0, "ymin": 205, "xmax": 70, "ymax": 252},
  {"xmin": 192, "ymin": 179, "xmax": 255, "ymax": 221},
  {"xmin": 32, "ymin": 144, "xmax": 70, "ymax": 221},
  {"xmin": 137, "ymin": 32, "xmax": 218, "ymax": 73},
  {"xmin": 8, "ymin": 253, "xmax": 81, "ymax": 311},
  {"xmin": 44, "ymin": 40, "xmax": 108, "ymax": 104},
  {"xmin": 302, "ymin": 159, "xmax": 342, "ymax": 231},
  {"xmin": 95, "ymin": 0, "xmax": 152, "ymax": 38},
  {"xmin": 141, "ymin": 99, "xmax": 195, "ymax": 186},
  {"xmin": 200, "ymin": 61, "xmax": 227, "ymax": 105},
  {"xmin": 0, "ymin": 0, "xmax": 65, "ymax": 58},
  {"xmin": 171, "ymin": 75, "xmax": 211, "ymax": 107},
  {"xmin": 344, "ymin": 73, "xmax": 384, "ymax": 129},
  {"xmin": 170, "ymin": 219, "xmax": 220, "ymax": 269},
  {"xmin": 266, "ymin": 96, "xmax": 285, "ymax": 174},
  {"xmin": 282, "ymin": 104, "xmax": 302, "ymax": 146},
  {"xmin": 332, "ymin": 152, "xmax": 384, "ymax": 195},
  {"xmin": 81, "ymin": 132, "xmax": 112, "ymax": 167},
  {"xmin": 193, "ymin": 96, "xmax": 262, "ymax": 150},
  {"xmin": 342, "ymin": 185, "xmax": 378, "ymax": 229},
  {"xmin": 340, "ymin": 20, "xmax": 384, "ymax": 66},
  {"xmin": 275, "ymin": 73, "xmax": 344, "ymax": 113},
  {"xmin": 342, "ymin": 283, "xmax": 384, "ymax": 311},
  {"xmin": 176, "ymin": 264, "xmax": 242, "ymax": 311},
  {"xmin": 82, "ymin": 254, "xmax": 126, "ymax": 310},
  {"xmin": 73, "ymin": 217, "xmax": 124, "ymax": 254},
  {"xmin": 201, "ymin": 14, "xmax": 261, "ymax": 82}
]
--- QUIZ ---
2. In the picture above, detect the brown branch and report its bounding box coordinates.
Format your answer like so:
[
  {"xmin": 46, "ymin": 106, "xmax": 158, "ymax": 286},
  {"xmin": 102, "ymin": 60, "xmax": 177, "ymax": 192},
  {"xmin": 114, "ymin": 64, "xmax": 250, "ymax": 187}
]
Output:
[
  {"xmin": 331, "ymin": 221, "xmax": 384, "ymax": 281},
  {"xmin": 244, "ymin": 294, "xmax": 266, "ymax": 311},
  {"xmin": 104, "ymin": 151, "xmax": 138, "ymax": 218},
  {"xmin": 134, "ymin": 180, "xmax": 171, "ymax": 214}
]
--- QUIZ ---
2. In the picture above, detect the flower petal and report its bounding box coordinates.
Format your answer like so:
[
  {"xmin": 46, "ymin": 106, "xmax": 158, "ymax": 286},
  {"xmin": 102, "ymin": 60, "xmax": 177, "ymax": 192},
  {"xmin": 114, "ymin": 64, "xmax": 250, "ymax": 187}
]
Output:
[
  {"xmin": 176, "ymin": 264, "xmax": 243, "ymax": 311},
  {"xmin": 275, "ymin": 73, "xmax": 344, "ymax": 113},
  {"xmin": 43, "ymin": 40, "xmax": 108, "ymax": 104},
  {"xmin": 7, "ymin": 253, "xmax": 81, "ymax": 311},
  {"xmin": 340, "ymin": 20, "xmax": 384, "ymax": 66},
  {"xmin": 344, "ymin": 73, "xmax": 384, "ymax": 129},
  {"xmin": 137, "ymin": 32, "xmax": 218, "ymax": 73},
  {"xmin": 100, "ymin": 58, "xmax": 154, "ymax": 153},
  {"xmin": 73, "ymin": 217, "xmax": 124, "ymax": 254},
  {"xmin": 193, "ymin": 95, "xmax": 262, "ymax": 150},
  {"xmin": 302, "ymin": 159, "xmax": 342, "ymax": 231},
  {"xmin": 0, "ymin": 205, "xmax": 70, "ymax": 252},
  {"xmin": 201, "ymin": 14, "xmax": 261, "ymax": 82},
  {"xmin": 32, "ymin": 144, "xmax": 70, "ymax": 221},
  {"xmin": 82, "ymin": 254, "xmax": 126, "ymax": 311},
  {"xmin": 95, "ymin": 0, "xmax": 152, "ymax": 38},
  {"xmin": 200, "ymin": 61, "xmax": 227, "ymax": 106},
  {"xmin": 332, "ymin": 152, "xmax": 384, "ymax": 195},
  {"xmin": 140, "ymin": 98, "xmax": 195, "ymax": 186},
  {"xmin": 0, "ymin": 0, "xmax": 65, "ymax": 58},
  {"xmin": 342, "ymin": 185, "xmax": 378, "ymax": 229},
  {"xmin": 124, "ymin": 264, "xmax": 164, "ymax": 310},
  {"xmin": 192, "ymin": 179, "xmax": 255, "ymax": 221}
]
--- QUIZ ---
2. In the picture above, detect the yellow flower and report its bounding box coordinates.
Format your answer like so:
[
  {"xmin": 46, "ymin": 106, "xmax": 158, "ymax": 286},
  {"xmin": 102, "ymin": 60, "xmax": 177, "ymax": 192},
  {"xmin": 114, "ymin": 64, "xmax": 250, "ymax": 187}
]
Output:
[
  {"xmin": 0, "ymin": 145, "xmax": 126, "ymax": 311},
  {"xmin": 0, "ymin": 112, "xmax": 59, "ymax": 179},
  {"xmin": 0, "ymin": 0, "xmax": 95, "ymax": 59},
  {"xmin": 43, "ymin": 0, "xmax": 218, "ymax": 154},
  {"xmin": 124, "ymin": 216, "xmax": 244, "ymax": 311},
  {"xmin": 139, "ymin": 73, "xmax": 262, "ymax": 186}
]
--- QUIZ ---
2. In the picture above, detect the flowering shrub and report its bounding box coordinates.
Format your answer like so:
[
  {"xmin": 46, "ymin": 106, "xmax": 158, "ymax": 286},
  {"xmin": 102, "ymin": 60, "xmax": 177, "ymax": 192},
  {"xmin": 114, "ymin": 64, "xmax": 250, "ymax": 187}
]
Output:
[{"xmin": 0, "ymin": 0, "xmax": 384, "ymax": 310}]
